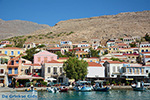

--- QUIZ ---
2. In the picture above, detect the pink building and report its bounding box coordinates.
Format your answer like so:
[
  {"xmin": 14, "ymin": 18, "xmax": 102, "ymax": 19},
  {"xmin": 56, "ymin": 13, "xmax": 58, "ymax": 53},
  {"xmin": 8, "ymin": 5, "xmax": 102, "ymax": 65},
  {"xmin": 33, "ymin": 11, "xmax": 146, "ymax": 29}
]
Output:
[{"xmin": 34, "ymin": 50, "xmax": 58, "ymax": 64}]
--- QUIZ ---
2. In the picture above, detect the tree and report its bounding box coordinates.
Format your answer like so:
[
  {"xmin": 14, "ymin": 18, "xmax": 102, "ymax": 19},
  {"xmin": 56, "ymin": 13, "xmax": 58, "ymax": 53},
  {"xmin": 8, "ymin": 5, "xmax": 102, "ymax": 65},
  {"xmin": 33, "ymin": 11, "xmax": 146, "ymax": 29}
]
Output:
[
  {"xmin": 63, "ymin": 57, "xmax": 88, "ymax": 81},
  {"xmin": 37, "ymin": 44, "xmax": 46, "ymax": 48},
  {"xmin": 64, "ymin": 51, "xmax": 75, "ymax": 57},
  {"xmin": 22, "ymin": 47, "xmax": 40, "ymax": 62},
  {"xmin": 144, "ymin": 33, "xmax": 150, "ymax": 42},
  {"xmin": 110, "ymin": 57, "xmax": 123, "ymax": 62},
  {"xmin": 89, "ymin": 48, "xmax": 100, "ymax": 57},
  {"xmin": 129, "ymin": 43, "xmax": 136, "ymax": 47},
  {"xmin": 56, "ymin": 51, "xmax": 67, "ymax": 57}
]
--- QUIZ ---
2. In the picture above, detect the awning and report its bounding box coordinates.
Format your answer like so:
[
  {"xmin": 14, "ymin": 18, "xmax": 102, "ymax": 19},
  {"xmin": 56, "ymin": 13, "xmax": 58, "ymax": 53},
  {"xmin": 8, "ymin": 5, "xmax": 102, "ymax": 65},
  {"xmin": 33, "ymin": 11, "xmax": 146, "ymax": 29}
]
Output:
[
  {"xmin": 13, "ymin": 75, "xmax": 44, "ymax": 80},
  {"xmin": 46, "ymin": 77, "xmax": 56, "ymax": 81}
]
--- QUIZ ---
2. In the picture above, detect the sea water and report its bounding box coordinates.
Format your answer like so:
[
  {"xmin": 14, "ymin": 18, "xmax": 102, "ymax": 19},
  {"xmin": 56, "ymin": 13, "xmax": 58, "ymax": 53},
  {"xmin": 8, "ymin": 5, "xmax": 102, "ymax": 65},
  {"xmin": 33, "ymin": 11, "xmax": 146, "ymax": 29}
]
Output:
[{"xmin": 38, "ymin": 90, "xmax": 150, "ymax": 100}]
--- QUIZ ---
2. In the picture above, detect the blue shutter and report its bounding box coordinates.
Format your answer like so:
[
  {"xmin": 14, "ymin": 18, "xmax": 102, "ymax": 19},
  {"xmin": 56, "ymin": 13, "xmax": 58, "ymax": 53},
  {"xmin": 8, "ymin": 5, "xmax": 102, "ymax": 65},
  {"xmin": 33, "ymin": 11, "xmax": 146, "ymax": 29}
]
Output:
[
  {"xmin": 15, "ymin": 68, "xmax": 18, "ymax": 74},
  {"xmin": 8, "ymin": 68, "xmax": 12, "ymax": 74}
]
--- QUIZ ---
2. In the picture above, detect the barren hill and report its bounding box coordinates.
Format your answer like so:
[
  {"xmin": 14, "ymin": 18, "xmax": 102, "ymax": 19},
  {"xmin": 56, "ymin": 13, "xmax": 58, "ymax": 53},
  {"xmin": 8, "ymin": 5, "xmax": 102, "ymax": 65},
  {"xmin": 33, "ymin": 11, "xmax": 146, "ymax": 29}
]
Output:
[
  {"xmin": 30, "ymin": 10, "xmax": 150, "ymax": 44},
  {"xmin": 0, "ymin": 19, "xmax": 51, "ymax": 39},
  {"xmin": 1, "ymin": 11, "xmax": 150, "ymax": 44}
]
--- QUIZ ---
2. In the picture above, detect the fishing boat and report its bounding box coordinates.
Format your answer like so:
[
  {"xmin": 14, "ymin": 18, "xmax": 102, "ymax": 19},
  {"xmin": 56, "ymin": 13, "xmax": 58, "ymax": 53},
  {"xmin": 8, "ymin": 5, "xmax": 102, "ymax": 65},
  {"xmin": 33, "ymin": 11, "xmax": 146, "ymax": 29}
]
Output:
[
  {"xmin": 59, "ymin": 86, "xmax": 68, "ymax": 92},
  {"xmin": 74, "ymin": 81, "xmax": 93, "ymax": 92},
  {"xmin": 93, "ymin": 80, "xmax": 110, "ymax": 92},
  {"xmin": 131, "ymin": 81, "xmax": 147, "ymax": 91},
  {"xmin": 47, "ymin": 87, "xmax": 59, "ymax": 93}
]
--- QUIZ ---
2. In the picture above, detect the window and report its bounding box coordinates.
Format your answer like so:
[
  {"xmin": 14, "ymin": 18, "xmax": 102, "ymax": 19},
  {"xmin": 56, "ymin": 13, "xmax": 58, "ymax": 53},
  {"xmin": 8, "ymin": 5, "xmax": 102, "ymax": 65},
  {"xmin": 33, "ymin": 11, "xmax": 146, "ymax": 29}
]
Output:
[
  {"xmin": 18, "ymin": 51, "xmax": 20, "ymax": 55},
  {"xmin": 90, "ymin": 60, "xmax": 92, "ymax": 62},
  {"xmin": 48, "ymin": 67, "xmax": 51, "ymax": 73},
  {"xmin": 5, "ymin": 51, "xmax": 7, "ymax": 54},
  {"xmin": 146, "ymin": 49, "xmax": 148, "ymax": 52},
  {"xmin": 0, "ymin": 69, "xmax": 4, "ymax": 74},
  {"xmin": 129, "ymin": 68, "xmax": 132, "ymax": 73},
  {"xmin": 146, "ymin": 70, "xmax": 148, "ymax": 73},
  {"xmin": 16, "ymin": 60, "xmax": 19, "ymax": 64},
  {"xmin": 133, "ymin": 68, "xmax": 135, "ymax": 73},
  {"xmin": 14, "ymin": 68, "xmax": 18, "ymax": 74},
  {"xmin": 38, "ymin": 57, "xmax": 41, "ymax": 62},
  {"xmin": 11, "ymin": 51, "xmax": 14, "ymax": 55},
  {"xmin": 140, "ymin": 68, "xmax": 142, "ymax": 73},
  {"xmin": 113, "ymin": 66, "xmax": 115, "ymax": 72},
  {"xmin": 8, "ymin": 68, "xmax": 12, "ymax": 74},
  {"xmin": 53, "ymin": 67, "xmax": 57, "ymax": 74},
  {"xmin": 11, "ymin": 61, "xmax": 14, "ymax": 65},
  {"xmin": 44, "ymin": 57, "xmax": 47, "ymax": 63},
  {"xmin": 141, "ymin": 50, "xmax": 144, "ymax": 52},
  {"xmin": 117, "ymin": 66, "xmax": 120, "ymax": 72},
  {"xmin": 60, "ymin": 67, "xmax": 63, "ymax": 73}
]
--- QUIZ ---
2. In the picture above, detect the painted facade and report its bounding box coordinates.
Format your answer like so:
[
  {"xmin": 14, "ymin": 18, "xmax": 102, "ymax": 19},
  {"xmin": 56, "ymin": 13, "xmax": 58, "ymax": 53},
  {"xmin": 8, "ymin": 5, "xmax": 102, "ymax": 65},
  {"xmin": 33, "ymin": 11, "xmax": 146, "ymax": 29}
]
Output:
[{"xmin": 34, "ymin": 50, "xmax": 58, "ymax": 64}]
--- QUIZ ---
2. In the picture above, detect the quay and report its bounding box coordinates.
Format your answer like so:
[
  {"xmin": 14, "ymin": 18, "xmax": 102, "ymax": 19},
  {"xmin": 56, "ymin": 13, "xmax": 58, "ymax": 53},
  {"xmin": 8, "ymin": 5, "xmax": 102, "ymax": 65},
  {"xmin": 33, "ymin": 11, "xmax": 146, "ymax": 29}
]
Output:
[{"xmin": 1, "ymin": 86, "xmax": 150, "ymax": 92}]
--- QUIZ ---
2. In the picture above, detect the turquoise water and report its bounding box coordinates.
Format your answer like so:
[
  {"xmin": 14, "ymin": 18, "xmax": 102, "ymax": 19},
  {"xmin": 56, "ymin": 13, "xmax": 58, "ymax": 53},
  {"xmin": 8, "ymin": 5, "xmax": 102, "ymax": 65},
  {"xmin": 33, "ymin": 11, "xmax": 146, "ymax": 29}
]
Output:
[{"xmin": 38, "ymin": 90, "xmax": 150, "ymax": 100}]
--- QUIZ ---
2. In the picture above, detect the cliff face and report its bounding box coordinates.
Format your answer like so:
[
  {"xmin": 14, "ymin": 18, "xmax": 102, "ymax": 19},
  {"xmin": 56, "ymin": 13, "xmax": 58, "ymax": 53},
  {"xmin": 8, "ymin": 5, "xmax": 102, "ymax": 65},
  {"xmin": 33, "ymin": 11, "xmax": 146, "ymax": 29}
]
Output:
[
  {"xmin": 1, "ymin": 11, "xmax": 150, "ymax": 44},
  {"xmin": 0, "ymin": 19, "xmax": 51, "ymax": 39}
]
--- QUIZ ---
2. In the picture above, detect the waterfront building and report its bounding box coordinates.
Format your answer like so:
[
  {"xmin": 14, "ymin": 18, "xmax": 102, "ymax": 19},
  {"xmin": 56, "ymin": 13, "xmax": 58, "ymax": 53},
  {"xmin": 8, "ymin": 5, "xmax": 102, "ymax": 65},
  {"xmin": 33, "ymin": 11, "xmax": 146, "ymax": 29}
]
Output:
[
  {"xmin": 104, "ymin": 61, "xmax": 123, "ymax": 78},
  {"xmin": 0, "ymin": 47, "xmax": 24, "ymax": 58},
  {"xmin": 121, "ymin": 63, "xmax": 148, "ymax": 78},
  {"xmin": 7, "ymin": 56, "xmax": 22, "ymax": 84},
  {"xmin": 0, "ymin": 64, "xmax": 7, "ymax": 87},
  {"xmin": 42, "ymin": 60, "xmax": 66, "ymax": 83},
  {"xmin": 86, "ymin": 62, "xmax": 105, "ymax": 79},
  {"xmin": 34, "ymin": 50, "xmax": 57, "ymax": 64}
]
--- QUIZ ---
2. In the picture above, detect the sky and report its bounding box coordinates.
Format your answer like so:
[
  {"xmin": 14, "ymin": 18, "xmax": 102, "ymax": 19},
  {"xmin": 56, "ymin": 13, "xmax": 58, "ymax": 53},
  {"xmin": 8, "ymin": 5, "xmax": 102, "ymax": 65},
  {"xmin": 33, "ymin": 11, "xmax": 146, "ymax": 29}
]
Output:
[{"xmin": 0, "ymin": 0, "xmax": 150, "ymax": 26}]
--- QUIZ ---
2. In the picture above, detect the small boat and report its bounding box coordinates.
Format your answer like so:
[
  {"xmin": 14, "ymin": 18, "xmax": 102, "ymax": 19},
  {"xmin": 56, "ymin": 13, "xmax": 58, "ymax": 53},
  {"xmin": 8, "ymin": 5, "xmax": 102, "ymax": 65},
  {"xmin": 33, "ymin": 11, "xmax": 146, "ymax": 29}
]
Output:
[
  {"xmin": 81, "ymin": 86, "xmax": 93, "ymax": 92},
  {"xmin": 131, "ymin": 81, "xmax": 147, "ymax": 91},
  {"xmin": 59, "ymin": 86, "xmax": 68, "ymax": 92},
  {"xmin": 25, "ymin": 85, "xmax": 37, "ymax": 92},
  {"xmin": 74, "ymin": 81, "xmax": 93, "ymax": 92},
  {"xmin": 93, "ymin": 80, "xmax": 110, "ymax": 92},
  {"xmin": 47, "ymin": 87, "xmax": 59, "ymax": 93}
]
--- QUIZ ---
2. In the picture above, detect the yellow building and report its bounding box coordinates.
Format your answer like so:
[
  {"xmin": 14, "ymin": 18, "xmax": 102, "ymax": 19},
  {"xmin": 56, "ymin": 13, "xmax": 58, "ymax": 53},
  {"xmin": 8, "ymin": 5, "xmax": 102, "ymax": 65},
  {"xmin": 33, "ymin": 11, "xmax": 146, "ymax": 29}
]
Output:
[
  {"xmin": 57, "ymin": 57, "xmax": 69, "ymax": 62},
  {"xmin": 108, "ymin": 46, "xmax": 118, "ymax": 53},
  {"xmin": 118, "ymin": 48, "xmax": 134, "ymax": 54},
  {"xmin": 83, "ymin": 57, "xmax": 99, "ymax": 63},
  {"xmin": 139, "ymin": 42, "xmax": 150, "ymax": 53},
  {"xmin": 0, "ymin": 47, "xmax": 24, "ymax": 58},
  {"xmin": 75, "ymin": 51, "xmax": 88, "ymax": 58}
]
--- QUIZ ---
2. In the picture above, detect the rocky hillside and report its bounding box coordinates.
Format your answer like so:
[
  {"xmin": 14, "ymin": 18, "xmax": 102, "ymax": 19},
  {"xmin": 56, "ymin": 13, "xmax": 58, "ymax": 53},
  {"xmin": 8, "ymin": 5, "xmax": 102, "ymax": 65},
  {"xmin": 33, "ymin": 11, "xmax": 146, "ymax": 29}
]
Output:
[
  {"xmin": 30, "ymin": 10, "xmax": 150, "ymax": 44},
  {"xmin": 0, "ymin": 19, "xmax": 51, "ymax": 39},
  {"xmin": 1, "ymin": 11, "xmax": 150, "ymax": 44}
]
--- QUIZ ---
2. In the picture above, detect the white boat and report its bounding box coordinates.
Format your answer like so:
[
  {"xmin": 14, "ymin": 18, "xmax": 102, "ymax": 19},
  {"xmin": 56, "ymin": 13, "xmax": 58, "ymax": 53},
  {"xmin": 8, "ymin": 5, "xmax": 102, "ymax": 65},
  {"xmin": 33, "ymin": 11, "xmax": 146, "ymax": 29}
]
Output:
[
  {"xmin": 131, "ymin": 81, "xmax": 147, "ymax": 91},
  {"xmin": 47, "ymin": 87, "xmax": 59, "ymax": 93},
  {"xmin": 74, "ymin": 81, "xmax": 93, "ymax": 92}
]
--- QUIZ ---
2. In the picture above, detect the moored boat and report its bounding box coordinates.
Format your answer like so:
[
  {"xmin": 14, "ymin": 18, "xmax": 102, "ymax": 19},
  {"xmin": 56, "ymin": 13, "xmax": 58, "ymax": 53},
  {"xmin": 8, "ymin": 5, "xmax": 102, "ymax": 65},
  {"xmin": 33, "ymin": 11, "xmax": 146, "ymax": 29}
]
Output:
[
  {"xmin": 131, "ymin": 81, "xmax": 147, "ymax": 91},
  {"xmin": 93, "ymin": 80, "xmax": 110, "ymax": 92},
  {"xmin": 25, "ymin": 85, "xmax": 37, "ymax": 92},
  {"xmin": 47, "ymin": 87, "xmax": 59, "ymax": 93},
  {"xmin": 73, "ymin": 81, "xmax": 93, "ymax": 92},
  {"xmin": 59, "ymin": 86, "xmax": 68, "ymax": 92}
]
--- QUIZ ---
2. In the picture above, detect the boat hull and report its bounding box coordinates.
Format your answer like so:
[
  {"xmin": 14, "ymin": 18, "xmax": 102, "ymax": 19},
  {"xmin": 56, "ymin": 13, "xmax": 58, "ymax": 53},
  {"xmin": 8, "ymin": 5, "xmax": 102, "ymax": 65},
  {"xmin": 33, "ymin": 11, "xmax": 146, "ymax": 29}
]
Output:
[{"xmin": 94, "ymin": 87, "xmax": 110, "ymax": 92}]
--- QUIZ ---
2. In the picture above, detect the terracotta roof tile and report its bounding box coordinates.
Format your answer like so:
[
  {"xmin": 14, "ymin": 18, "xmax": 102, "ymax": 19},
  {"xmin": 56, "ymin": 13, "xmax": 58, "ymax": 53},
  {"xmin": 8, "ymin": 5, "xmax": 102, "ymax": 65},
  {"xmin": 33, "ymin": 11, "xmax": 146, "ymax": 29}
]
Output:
[
  {"xmin": 107, "ymin": 61, "xmax": 122, "ymax": 64},
  {"xmin": 47, "ymin": 60, "xmax": 63, "ymax": 63},
  {"xmin": 102, "ymin": 57, "xmax": 110, "ymax": 60},
  {"xmin": 88, "ymin": 62, "xmax": 102, "ymax": 67},
  {"xmin": 0, "ymin": 47, "xmax": 22, "ymax": 50}
]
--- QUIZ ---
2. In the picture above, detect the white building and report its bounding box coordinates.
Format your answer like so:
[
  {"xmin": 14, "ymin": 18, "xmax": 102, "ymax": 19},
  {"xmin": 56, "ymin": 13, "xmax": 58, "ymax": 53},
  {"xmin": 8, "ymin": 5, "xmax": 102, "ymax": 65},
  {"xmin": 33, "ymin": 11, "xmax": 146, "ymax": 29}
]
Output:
[
  {"xmin": 104, "ymin": 61, "xmax": 123, "ymax": 78},
  {"xmin": 86, "ymin": 62, "xmax": 105, "ymax": 78},
  {"xmin": 42, "ymin": 60, "xmax": 66, "ymax": 83}
]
